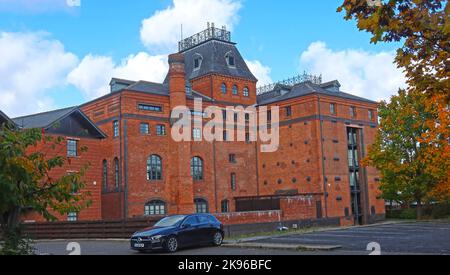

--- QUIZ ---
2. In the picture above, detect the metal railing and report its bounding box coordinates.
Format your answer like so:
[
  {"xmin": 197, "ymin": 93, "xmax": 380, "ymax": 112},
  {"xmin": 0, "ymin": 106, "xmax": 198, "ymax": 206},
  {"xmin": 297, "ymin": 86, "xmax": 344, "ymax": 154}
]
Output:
[
  {"xmin": 256, "ymin": 72, "xmax": 323, "ymax": 95},
  {"xmin": 179, "ymin": 24, "xmax": 231, "ymax": 52}
]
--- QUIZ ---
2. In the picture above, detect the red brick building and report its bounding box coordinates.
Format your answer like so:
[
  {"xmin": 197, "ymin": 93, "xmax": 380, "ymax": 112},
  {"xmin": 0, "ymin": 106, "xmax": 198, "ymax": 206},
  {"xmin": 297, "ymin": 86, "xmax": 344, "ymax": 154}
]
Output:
[{"xmin": 3, "ymin": 25, "xmax": 384, "ymax": 226}]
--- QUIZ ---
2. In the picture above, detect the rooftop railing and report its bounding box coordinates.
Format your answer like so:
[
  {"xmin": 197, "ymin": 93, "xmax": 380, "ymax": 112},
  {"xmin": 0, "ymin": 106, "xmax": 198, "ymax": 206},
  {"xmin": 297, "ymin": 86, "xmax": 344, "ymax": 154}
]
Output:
[
  {"xmin": 179, "ymin": 23, "xmax": 231, "ymax": 52},
  {"xmin": 256, "ymin": 72, "xmax": 323, "ymax": 95}
]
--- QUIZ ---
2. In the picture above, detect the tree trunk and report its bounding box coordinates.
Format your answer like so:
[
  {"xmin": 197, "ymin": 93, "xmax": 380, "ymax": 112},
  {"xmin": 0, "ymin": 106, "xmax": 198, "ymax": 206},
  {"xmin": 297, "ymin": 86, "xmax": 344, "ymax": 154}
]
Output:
[{"xmin": 416, "ymin": 199, "xmax": 423, "ymax": 220}]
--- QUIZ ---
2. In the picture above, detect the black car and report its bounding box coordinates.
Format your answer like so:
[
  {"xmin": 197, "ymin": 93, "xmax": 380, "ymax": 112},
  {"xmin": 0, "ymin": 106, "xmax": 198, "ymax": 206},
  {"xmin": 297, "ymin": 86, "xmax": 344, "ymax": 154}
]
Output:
[{"xmin": 131, "ymin": 214, "xmax": 224, "ymax": 253}]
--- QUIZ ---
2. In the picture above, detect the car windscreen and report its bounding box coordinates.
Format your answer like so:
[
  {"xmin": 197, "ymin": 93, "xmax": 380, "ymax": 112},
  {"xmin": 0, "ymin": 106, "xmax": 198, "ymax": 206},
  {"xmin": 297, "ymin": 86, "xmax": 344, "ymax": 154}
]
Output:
[{"xmin": 154, "ymin": 215, "xmax": 187, "ymax": 227}]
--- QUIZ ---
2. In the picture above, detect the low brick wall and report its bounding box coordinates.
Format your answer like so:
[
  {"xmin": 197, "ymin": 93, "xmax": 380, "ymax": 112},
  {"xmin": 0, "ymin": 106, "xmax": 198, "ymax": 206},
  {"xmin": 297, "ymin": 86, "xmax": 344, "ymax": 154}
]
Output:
[
  {"xmin": 21, "ymin": 195, "xmax": 343, "ymax": 239},
  {"xmin": 216, "ymin": 210, "xmax": 282, "ymax": 225}
]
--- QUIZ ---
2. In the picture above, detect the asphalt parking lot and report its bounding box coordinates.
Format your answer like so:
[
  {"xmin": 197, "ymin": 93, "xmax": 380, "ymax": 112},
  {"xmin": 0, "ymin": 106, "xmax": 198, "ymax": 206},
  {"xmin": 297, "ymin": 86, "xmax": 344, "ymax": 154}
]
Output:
[
  {"xmin": 34, "ymin": 221, "xmax": 450, "ymax": 255},
  {"xmin": 250, "ymin": 221, "xmax": 450, "ymax": 255}
]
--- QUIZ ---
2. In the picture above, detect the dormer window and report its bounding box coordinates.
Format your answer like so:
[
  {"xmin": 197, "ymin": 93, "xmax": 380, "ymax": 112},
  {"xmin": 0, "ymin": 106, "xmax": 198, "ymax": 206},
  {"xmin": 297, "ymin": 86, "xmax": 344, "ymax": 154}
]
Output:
[
  {"xmin": 225, "ymin": 52, "xmax": 235, "ymax": 67},
  {"xmin": 193, "ymin": 54, "xmax": 203, "ymax": 70}
]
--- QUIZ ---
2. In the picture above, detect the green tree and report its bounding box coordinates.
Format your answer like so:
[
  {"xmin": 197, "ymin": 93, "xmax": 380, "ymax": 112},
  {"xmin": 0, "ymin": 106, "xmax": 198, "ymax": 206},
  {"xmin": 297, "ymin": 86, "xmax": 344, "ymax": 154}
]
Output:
[
  {"xmin": 339, "ymin": 0, "xmax": 450, "ymax": 213},
  {"xmin": 0, "ymin": 125, "xmax": 91, "ymax": 255},
  {"xmin": 363, "ymin": 90, "xmax": 440, "ymax": 218},
  {"xmin": 338, "ymin": 0, "xmax": 449, "ymax": 101}
]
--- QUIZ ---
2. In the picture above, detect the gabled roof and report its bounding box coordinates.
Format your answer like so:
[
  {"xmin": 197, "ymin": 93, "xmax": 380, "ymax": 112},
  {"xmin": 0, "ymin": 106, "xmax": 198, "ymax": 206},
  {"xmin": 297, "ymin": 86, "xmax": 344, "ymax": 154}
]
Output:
[
  {"xmin": 13, "ymin": 107, "xmax": 106, "ymax": 139},
  {"xmin": 257, "ymin": 80, "xmax": 378, "ymax": 106}
]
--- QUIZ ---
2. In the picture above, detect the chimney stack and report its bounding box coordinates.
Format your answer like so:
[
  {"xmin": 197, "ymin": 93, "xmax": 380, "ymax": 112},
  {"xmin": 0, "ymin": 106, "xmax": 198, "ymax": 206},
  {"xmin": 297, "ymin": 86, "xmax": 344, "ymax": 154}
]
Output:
[
  {"xmin": 167, "ymin": 52, "xmax": 195, "ymax": 214},
  {"xmin": 168, "ymin": 53, "xmax": 187, "ymax": 109}
]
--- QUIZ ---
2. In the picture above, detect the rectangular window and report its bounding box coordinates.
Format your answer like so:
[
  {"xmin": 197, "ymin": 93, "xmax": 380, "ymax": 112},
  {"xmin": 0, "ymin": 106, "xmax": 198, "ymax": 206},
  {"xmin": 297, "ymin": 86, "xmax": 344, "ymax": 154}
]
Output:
[
  {"xmin": 194, "ymin": 58, "xmax": 200, "ymax": 69},
  {"xmin": 193, "ymin": 128, "xmax": 202, "ymax": 140},
  {"xmin": 231, "ymin": 173, "xmax": 237, "ymax": 191},
  {"xmin": 67, "ymin": 139, "xmax": 78, "ymax": 157},
  {"xmin": 221, "ymin": 201, "xmax": 229, "ymax": 213},
  {"xmin": 245, "ymin": 132, "xmax": 251, "ymax": 143},
  {"xmin": 113, "ymin": 120, "xmax": 119, "ymax": 138},
  {"xmin": 285, "ymin": 106, "xmax": 292, "ymax": 117},
  {"xmin": 330, "ymin": 103, "xmax": 336, "ymax": 115},
  {"xmin": 156, "ymin": 125, "xmax": 166, "ymax": 136},
  {"xmin": 267, "ymin": 110, "xmax": 272, "ymax": 121},
  {"xmin": 138, "ymin": 104, "xmax": 162, "ymax": 112},
  {"xmin": 67, "ymin": 212, "xmax": 77, "ymax": 222},
  {"xmin": 140, "ymin": 123, "xmax": 149, "ymax": 135},
  {"xmin": 229, "ymin": 154, "xmax": 236, "ymax": 163},
  {"xmin": 368, "ymin": 110, "xmax": 374, "ymax": 121},
  {"xmin": 223, "ymin": 130, "xmax": 228, "ymax": 141},
  {"xmin": 350, "ymin": 107, "xmax": 356, "ymax": 118},
  {"xmin": 222, "ymin": 109, "xmax": 227, "ymax": 120}
]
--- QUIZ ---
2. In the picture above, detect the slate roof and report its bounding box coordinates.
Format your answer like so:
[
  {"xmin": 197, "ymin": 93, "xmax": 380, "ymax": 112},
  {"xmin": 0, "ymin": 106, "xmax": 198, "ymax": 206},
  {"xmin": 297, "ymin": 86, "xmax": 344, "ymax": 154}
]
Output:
[
  {"xmin": 12, "ymin": 107, "xmax": 106, "ymax": 138},
  {"xmin": 164, "ymin": 39, "xmax": 257, "ymax": 83},
  {"xmin": 257, "ymin": 80, "xmax": 378, "ymax": 106}
]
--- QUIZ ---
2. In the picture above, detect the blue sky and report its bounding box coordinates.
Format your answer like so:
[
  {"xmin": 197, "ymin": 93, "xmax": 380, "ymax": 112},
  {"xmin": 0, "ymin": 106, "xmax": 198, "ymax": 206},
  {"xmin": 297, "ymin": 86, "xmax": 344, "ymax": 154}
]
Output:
[{"xmin": 0, "ymin": 0, "xmax": 405, "ymax": 117}]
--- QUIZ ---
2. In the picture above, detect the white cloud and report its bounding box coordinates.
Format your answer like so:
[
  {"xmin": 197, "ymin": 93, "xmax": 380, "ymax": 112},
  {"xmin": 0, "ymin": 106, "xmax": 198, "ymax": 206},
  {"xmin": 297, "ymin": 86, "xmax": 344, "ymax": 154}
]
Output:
[
  {"xmin": 140, "ymin": 0, "xmax": 242, "ymax": 52},
  {"xmin": 246, "ymin": 60, "xmax": 273, "ymax": 86},
  {"xmin": 67, "ymin": 52, "xmax": 168, "ymax": 100},
  {"xmin": 0, "ymin": 0, "xmax": 77, "ymax": 13},
  {"xmin": 299, "ymin": 41, "xmax": 406, "ymax": 102},
  {"xmin": 0, "ymin": 31, "xmax": 78, "ymax": 117}
]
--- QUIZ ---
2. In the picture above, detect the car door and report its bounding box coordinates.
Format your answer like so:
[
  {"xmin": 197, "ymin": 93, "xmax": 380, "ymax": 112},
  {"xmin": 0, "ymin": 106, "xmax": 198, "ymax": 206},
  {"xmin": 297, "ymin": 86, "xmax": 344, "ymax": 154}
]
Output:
[
  {"xmin": 177, "ymin": 216, "xmax": 201, "ymax": 247},
  {"xmin": 197, "ymin": 215, "xmax": 215, "ymax": 243}
]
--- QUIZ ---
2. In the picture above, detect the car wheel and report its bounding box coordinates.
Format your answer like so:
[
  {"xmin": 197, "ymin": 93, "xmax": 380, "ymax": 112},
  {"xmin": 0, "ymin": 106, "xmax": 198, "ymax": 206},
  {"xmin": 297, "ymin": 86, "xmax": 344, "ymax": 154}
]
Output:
[
  {"xmin": 165, "ymin": 236, "xmax": 179, "ymax": 253},
  {"xmin": 212, "ymin": 231, "xmax": 223, "ymax": 246}
]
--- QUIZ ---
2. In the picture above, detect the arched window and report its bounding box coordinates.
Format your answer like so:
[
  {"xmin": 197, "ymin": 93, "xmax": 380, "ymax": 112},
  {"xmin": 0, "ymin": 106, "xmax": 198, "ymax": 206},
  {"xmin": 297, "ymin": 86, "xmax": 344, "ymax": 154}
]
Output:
[
  {"xmin": 221, "ymin": 200, "xmax": 229, "ymax": 213},
  {"xmin": 232, "ymin": 85, "xmax": 238, "ymax": 95},
  {"xmin": 243, "ymin": 87, "xmax": 249, "ymax": 97},
  {"xmin": 147, "ymin": 155, "xmax": 162, "ymax": 181},
  {"xmin": 221, "ymin": 83, "xmax": 227, "ymax": 94},
  {"xmin": 195, "ymin": 198, "xmax": 208, "ymax": 213},
  {"xmin": 144, "ymin": 200, "xmax": 166, "ymax": 216},
  {"xmin": 191, "ymin": 157, "xmax": 204, "ymax": 181},
  {"xmin": 114, "ymin": 158, "xmax": 120, "ymax": 189},
  {"xmin": 102, "ymin": 160, "xmax": 108, "ymax": 189}
]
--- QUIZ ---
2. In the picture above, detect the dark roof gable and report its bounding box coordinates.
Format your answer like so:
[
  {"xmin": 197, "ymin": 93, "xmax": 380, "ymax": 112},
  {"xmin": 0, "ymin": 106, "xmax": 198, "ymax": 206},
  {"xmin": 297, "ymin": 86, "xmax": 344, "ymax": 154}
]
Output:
[{"xmin": 13, "ymin": 107, "xmax": 106, "ymax": 139}]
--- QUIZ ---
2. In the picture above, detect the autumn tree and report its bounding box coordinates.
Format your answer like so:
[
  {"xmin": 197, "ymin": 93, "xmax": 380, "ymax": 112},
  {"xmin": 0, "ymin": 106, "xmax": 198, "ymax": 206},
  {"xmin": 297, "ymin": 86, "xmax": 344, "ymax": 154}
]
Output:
[
  {"xmin": 339, "ymin": 0, "xmax": 450, "ymax": 210},
  {"xmin": 0, "ymin": 124, "xmax": 91, "ymax": 255},
  {"xmin": 363, "ymin": 90, "xmax": 443, "ymax": 218}
]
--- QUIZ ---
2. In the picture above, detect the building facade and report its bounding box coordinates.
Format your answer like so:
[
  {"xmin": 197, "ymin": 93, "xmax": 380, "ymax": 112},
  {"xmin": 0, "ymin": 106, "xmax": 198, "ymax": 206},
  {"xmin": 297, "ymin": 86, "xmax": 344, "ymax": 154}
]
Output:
[{"xmin": 3, "ymin": 25, "xmax": 385, "ymax": 226}]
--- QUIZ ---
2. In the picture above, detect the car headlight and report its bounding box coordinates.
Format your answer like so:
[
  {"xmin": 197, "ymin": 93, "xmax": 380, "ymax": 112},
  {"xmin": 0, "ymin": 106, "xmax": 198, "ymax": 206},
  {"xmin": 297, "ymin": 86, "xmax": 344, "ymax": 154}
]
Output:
[{"xmin": 151, "ymin": 235, "xmax": 163, "ymax": 241}]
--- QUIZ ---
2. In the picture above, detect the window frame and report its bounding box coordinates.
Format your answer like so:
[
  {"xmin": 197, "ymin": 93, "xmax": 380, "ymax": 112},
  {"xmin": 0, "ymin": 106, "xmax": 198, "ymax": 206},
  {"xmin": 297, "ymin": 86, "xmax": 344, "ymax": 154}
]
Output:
[
  {"xmin": 67, "ymin": 212, "xmax": 78, "ymax": 222},
  {"xmin": 140, "ymin": 122, "xmax": 150, "ymax": 135},
  {"xmin": 147, "ymin": 155, "xmax": 163, "ymax": 181},
  {"xmin": 156, "ymin": 124, "xmax": 166, "ymax": 136},
  {"xmin": 113, "ymin": 120, "xmax": 119, "ymax": 138},
  {"xmin": 195, "ymin": 198, "xmax": 209, "ymax": 214},
  {"xmin": 243, "ymin": 87, "xmax": 249, "ymax": 97},
  {"xmin": 232, "ymin": 85, "xmax": 238, "ymax": 95},
  {"xmin": 221, "ymin": 200, "xmax": 230, "ymax": 213},
  {"xmin": 330, "ymin": 103, "xmax": 336, "ymax": 115},
  {"xmin": 114, "ymin": 158, "xmax": 120, "ymax": 189},
  {"xmin": 67, "ymin": 139, "xmax": 78, "ymax": 157},
  {"xmin": 191, "ymin": 157, "xmax": 204, "ymax": 181},
  {"xmin": 231, "ymin": 173, "xmax": 237, "ymax": 191},
  {"xmin": 102, "ymin": 160, "xmax": 108, "ymax": 190},
  {"xmin": 144, "ymin": 200, "xmax": 166, "ymax": 216}
]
